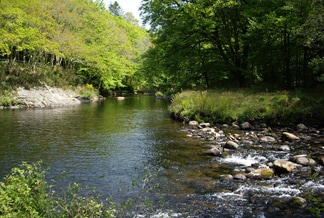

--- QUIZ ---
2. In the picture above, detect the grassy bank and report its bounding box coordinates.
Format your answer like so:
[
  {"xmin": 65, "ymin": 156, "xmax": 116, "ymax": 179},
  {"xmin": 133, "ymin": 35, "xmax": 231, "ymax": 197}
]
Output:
[{"xmin": 169, "ymin": 89, "xmax": 324, "ymax": 127}]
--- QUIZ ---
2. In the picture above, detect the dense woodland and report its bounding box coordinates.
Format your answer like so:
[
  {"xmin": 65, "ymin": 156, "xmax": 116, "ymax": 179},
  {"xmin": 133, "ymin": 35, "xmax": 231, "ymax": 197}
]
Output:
[
  {"xmin": 0, "ymin": 0, "xmax": 150, "ymax": 94},
  {"xmin": 140, "ymin": 0, "xmax": 324, "ymax": 92},
  {"xmin": 0, "ymin": 0, "xmax": 323, "ymax": 96}
]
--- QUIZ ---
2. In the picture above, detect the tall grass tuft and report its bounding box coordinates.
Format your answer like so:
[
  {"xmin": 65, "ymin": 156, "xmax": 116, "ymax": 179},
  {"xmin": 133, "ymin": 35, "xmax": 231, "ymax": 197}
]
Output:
[{"xmin": 169, "ymin": 90, "xmax": 323, "ymax": 126}]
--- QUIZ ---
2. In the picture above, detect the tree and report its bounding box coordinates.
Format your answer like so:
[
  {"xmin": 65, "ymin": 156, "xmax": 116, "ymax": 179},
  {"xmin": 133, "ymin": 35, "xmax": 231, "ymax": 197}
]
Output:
[
  {"xmin": 140, "ymin": 0, "xmax": 324, "ymax": 91},
  {"xmin": 109, "ymin": 1, "xmax": 124, "ymax": 17},
  {"xmin": 0, "ymin": 0, "xmax": 151, "ymax": 93}
]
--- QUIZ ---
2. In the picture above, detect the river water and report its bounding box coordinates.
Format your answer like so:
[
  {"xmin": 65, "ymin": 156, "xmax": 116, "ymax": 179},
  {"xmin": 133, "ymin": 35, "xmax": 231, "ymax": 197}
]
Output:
[{"xmin": 0, "ymin": 96, "xmax": 322, "ymax": 217}]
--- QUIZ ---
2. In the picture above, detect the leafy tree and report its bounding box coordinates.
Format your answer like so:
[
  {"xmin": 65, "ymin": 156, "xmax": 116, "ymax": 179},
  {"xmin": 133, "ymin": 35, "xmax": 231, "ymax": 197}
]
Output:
[
  {"xmin": 140, "ymin": 0, "xmax": 324, "ymax": 91},
  {"xmin": 109, "ymin": 1, "xmax": 124, "ymax": 17},
  {"xmin": 0, "ymin": 0, "xmax": 151, "ymax": 93}
]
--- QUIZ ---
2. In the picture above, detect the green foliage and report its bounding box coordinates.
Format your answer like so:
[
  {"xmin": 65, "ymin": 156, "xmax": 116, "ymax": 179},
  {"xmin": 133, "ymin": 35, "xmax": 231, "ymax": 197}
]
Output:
[
  {"xmin": 78, "ymin": 84, "xmax": 99, "ymax": 100},
  {"xmin": 0, "ymin": 0, "xmax": 151, "ymax": 94},
  {"xmin": 141, "ymin": 0, "xmax": 324, "ymax": 90},
  {"xmin": 0, "ymin": 161, "xmax": 54, "ymax": 217},
  {"xmin": 53, "ymin": 183, "xmax": 115, "ymax": 218},
  {"xmin": 0, "ymin": 162, "xmax": 161, "ymax": 218},
  {"xmin": 169, "ymin": 90, "xmax": 323, "ymax": 125}
]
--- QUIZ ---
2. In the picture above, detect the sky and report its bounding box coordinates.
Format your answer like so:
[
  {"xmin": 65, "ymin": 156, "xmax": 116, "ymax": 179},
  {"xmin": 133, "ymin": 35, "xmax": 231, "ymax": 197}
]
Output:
[{"xmin": 104, "ymin": 0, "xmax": 143, "ymax": 22}]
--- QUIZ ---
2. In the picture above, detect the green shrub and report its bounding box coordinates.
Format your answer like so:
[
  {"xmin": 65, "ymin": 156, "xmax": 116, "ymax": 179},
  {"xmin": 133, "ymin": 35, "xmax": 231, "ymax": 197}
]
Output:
[
  {"xmin": 79, "ymin": 84, "xmax": 99, "ymax": 100},
  {"xmin": 0, "ymin": 162, "xmax": 160, "ymax": 218},
  {"xmin": 0, "ymin": 161, "xmax": 54, "ymax": 217}
]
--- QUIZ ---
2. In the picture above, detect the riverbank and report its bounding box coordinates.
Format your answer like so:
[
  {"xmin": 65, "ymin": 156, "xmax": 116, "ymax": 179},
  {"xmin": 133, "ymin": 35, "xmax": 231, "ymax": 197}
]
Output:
[
  {"xmin": 0, "ymin": 86, "xmax": 103, "ymax": 109},
  {"xmin": 169, "ymin": 90, "xmax": 324, "ymax": 127}
]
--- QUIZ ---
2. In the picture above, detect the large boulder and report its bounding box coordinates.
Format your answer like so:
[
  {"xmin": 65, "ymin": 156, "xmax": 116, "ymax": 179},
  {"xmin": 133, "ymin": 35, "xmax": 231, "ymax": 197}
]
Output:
[
  {"xmin": 282, "ymin": 132, "xmax": 300, "ymax": 142},
  {"xmin": 273, "ymin": 159, "xmax": 296, "ymax": 174}
]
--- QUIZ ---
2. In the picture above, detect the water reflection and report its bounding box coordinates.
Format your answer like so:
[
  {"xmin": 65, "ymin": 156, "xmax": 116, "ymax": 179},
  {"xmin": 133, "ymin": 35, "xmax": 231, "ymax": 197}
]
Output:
[{"xmin": 0, "ymin": 96, "xmax": 184, "ymax": 200}]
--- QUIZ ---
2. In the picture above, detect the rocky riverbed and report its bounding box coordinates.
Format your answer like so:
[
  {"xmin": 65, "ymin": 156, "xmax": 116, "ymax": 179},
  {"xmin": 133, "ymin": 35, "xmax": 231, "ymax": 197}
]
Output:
[{"xmin": 181, "ymin": 120, "xmax": 324, "ymax": 217}]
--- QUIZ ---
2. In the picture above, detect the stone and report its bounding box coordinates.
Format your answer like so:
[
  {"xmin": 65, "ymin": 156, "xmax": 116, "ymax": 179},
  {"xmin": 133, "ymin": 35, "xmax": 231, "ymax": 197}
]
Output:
[
  {"xmin": 319, "ymin": 156, "xmax": 324, "ymax": 166},
  {"xmin": 282, "ymin": 132, "xmax": 300, "ymax": 142},
  {"xmin": 260, "ymin": 123, "xmax": 268, "ymax": 128},
  {"xmin": 224, "ymin": 140, "xmax": 240, "ymax": 149},
  {"xmin": 273, "ymin": 159, "xmax": 296, "ymax": 173},
  {"xmin": 296, "ymin": 123, "xmax": 308, "ymax": 132},
  {"xmin": 201, "ymin": 127, "xmax": 214, "ymax": 133},
  {"xmin": 260, "ymin": 136, "xmax": 276, "ymax": 143},
  {"xmin": 203, "ymin": 147, "xmax": 222, "ymax": 157},
  {"xmin": 200, "ymin": 122, "xmax": 210, "ymax": 128},
  {"xmin": 248, "ymin": 167, "xmax": 274, "ymax": 179},
  {"xmin": 240, "ymin": 139, "xmax": 253, "ymax": 145},
  {"xmin": 233, "ymin": 173, "xmax": 246, "ymax": 180},
  {"xmin": 188, "ymin": 121, "xmax": 199, "ymax": 129},
  {"xmin": 290, "ymin": 155, "xmax": 316, "ymax": 166},
  {"xmin": 220, "ymin": 174, "xmax": 233, "ymax": 181},
  {"xmin": 278, "ymin": 145, "xmax": 290, "ymax": 151},
  {"xmin": 240, "ymin": 122, "xmax": 251, "ymax": 130}
]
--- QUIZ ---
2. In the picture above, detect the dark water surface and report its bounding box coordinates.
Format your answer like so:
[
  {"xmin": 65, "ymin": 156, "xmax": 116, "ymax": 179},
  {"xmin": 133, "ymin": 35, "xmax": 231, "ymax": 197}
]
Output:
[{"xmin": 0, "ymin": 96, "xmax": 322, "ymax": 217}]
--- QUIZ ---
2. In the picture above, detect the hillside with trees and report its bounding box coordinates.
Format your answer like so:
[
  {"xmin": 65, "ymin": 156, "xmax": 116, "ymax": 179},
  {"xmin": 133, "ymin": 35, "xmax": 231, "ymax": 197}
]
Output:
[
  {"xmin": 0, "ymin": 0, "xmax": 151, "ymax": 96},
  {"xmin": 140, "ymin": 0, "xmax": 324, "ymax": 93}
]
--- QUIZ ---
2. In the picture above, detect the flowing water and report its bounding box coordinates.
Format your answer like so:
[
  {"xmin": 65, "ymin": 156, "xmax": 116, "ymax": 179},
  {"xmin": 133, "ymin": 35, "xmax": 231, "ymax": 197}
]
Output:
[{"xmin": 0, "ymin": 96, "xmax": 323, "ymax": 217}]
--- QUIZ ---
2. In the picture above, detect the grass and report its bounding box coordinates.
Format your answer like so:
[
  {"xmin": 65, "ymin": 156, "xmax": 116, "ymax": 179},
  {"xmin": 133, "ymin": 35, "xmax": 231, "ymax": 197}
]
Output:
[{"xmin": 169, "ymin": 89, "xmax": 324, "ymax": 126}]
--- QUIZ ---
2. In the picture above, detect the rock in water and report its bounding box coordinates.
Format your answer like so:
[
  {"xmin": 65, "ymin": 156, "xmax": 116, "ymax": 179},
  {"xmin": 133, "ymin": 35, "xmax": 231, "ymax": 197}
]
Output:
[
  {"xmin": 224, "ymin": 140, "xmax": 240, "ymax": 149},
  {"xmin": 203, "ymin": 147, "xmax": 222, "ymax": 157},
  {"xmin": 273, "ymin": 159, "xmax": 296, "ymax": 173},
  {"xmin": 248, "ymin": 167, "xmax": 274, "ymax": 179},
  {"xmin": 290, "ymin": 155, "xmax": 316, "ymax": 166},
  {"xmin": 282, "ymin": 132, "xmax": 300, "ymax": 142}
]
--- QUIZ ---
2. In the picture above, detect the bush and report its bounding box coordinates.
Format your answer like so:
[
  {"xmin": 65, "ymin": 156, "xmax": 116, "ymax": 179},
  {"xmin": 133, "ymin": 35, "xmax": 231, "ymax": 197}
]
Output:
[
  {"xmin": 0, "ymin": 162, "xmax": 160, "ymax": 218},
  {"xmin": 0, "ymin": 161, "xmax": 54, "ymax": 217},
  {"xmin": 0, "ymin": 161, "xmax": 116, "ymax": 218}
]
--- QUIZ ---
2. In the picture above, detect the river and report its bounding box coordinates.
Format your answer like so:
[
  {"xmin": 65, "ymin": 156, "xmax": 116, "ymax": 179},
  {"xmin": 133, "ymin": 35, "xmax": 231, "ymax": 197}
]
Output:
[{"xmin": 0, "ymin": 96, "xmax": 323, "ymax": 217}]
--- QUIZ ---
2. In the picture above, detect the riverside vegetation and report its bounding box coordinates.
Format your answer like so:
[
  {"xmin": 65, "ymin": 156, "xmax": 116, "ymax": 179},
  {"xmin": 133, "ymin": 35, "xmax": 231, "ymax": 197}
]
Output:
[
  {"xmin": 0, "ymin": 161, "xmax": 158, "ymax": 218},
  {"xmin": 169, "ymin": 89, "xmax": 324, "ymax": 127}
]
